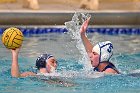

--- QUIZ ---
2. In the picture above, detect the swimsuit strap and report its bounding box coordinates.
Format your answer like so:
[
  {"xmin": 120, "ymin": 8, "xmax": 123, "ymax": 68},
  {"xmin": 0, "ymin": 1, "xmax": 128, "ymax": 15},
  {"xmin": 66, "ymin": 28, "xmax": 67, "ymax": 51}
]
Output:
[
  {"xmin": 93, "ymin": 67, "xmax": 99, "ymax": 72},
  {"xmin": 93, "ymin": 62, "xmax": 120, "ymax": 74},
  {"xmin": 102, "ymin": 62, "xmax": 120, "ymax": 74}
]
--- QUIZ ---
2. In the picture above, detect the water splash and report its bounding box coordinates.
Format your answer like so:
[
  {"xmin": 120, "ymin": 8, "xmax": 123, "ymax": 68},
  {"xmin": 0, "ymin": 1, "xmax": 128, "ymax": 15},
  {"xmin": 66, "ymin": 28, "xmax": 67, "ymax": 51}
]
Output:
[{"xmin": 65, "ymin": 12, "xmax": 92, "ymax": 71}]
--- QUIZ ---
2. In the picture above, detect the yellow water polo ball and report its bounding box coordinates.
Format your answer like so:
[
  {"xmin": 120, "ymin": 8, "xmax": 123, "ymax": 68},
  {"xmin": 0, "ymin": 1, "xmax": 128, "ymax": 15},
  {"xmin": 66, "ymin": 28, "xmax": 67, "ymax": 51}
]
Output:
[{"xmin": 1, "ymin": 27, "xmax": 24, "ymax": 49}]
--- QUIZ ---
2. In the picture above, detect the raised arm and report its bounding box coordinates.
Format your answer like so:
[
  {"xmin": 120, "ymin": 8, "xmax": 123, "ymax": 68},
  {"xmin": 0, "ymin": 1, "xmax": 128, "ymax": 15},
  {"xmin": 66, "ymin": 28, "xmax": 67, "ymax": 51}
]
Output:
[
  {"xmin": 80, "ymin": 17, "xmax": 93, "ymax": 54},
  {"xmin": 11, "ymin": 48, "xmax": 36, "ymax": 77}
]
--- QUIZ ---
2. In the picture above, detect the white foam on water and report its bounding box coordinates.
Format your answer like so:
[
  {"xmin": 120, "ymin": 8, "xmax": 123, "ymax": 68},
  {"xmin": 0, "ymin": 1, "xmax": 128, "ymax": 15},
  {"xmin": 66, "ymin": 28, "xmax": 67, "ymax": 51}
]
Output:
[
  {"xmin": 129, "ymin": 69, "xmax": 140, "ymax": 74},
  {"xmin": 37, "ymin": 72, "xmax": 61, "ymax": 77},
  {"xmin": 59, "ymin": 70, "xmax": 105, "ymax": 79},
  {"xmin": 37, "ymin": 70, "xmax": 105, "ymax": 79}
]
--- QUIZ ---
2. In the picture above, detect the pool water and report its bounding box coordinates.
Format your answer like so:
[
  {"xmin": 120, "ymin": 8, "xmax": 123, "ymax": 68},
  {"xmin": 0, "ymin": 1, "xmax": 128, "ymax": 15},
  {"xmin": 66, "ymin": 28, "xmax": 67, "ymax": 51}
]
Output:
[
  {"xmin": 0, "ymin": 12, "xmax": 140, "ymax": 93},
  {"xmin": 0, "ymin": 30, "xmax": 140, "ymax": 93}
]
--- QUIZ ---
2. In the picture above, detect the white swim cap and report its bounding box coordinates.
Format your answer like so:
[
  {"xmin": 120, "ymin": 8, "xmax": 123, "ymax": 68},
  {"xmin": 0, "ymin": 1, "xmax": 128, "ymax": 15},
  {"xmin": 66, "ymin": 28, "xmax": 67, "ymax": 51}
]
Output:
[{"xmin": 92, "ymin": 41, "xmax": 113, "ymax": 62}]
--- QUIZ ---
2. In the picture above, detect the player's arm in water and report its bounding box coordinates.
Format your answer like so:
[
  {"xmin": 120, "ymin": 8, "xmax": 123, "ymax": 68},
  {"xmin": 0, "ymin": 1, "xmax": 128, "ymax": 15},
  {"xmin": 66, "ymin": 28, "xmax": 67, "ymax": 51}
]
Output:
[
  {"xmin": 80, "ymin": 17, "xmax": 93, "ymax": 54},
  {"xmin": 11, "ymin": 48, "xmax": 36, "ymax": 77}
]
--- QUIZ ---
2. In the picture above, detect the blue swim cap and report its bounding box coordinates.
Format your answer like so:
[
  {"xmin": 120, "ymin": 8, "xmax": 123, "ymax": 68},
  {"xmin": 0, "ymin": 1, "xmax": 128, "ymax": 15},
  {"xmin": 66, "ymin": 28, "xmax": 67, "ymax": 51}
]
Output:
[{"xmin": 35, "ymin": 54, "xmax": 53, "ymax": 70}]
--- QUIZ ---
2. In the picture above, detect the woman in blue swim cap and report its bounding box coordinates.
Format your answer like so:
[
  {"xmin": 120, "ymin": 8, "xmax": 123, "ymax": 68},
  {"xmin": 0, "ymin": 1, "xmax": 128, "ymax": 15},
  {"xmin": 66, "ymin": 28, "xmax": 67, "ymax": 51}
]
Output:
[
  {"xmin": 36, "ymin": 53, "xmax": 57, "ymax": 73},
  {"xmin": 80, "ymin": 17, "xmax": 119, "ymax": 74},
  {"xmin": 10, "ymin": 48, "xmax": 57, "ymax": 77}
]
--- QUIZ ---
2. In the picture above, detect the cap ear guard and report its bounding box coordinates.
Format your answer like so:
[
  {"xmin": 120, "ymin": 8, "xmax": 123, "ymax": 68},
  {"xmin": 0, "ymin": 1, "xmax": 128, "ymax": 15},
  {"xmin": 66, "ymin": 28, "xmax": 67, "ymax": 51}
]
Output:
[{"xmin": 35, "ymin": 60, "xmax": 46, "ymax": 69}]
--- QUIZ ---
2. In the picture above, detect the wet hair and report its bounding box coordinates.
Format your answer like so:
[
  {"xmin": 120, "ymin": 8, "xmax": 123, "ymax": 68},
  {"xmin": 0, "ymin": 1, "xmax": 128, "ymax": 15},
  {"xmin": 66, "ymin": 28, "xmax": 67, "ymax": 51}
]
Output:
[{"xmin": 35, "ymin": 54, "xmax": 53, "ymax": 70}]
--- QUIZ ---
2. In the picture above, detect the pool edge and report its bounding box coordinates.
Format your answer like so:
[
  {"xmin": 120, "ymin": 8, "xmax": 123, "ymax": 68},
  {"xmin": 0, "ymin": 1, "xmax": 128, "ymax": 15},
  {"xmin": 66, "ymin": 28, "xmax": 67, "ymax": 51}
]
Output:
[{"xmin": 0, "ymin": 11, "xmax": 140, "ymax": 25}]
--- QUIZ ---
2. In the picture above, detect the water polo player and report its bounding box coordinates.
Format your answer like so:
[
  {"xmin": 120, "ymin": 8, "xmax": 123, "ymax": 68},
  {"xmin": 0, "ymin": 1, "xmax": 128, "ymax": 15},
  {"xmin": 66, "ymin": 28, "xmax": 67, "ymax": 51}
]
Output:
[
  {"xmin": 80, "ymin": 17, "xmax": 119, "ymax": 74},
  {"xmin": 10, "ymin": 48, "xmax": 57, "ymax": 77}
]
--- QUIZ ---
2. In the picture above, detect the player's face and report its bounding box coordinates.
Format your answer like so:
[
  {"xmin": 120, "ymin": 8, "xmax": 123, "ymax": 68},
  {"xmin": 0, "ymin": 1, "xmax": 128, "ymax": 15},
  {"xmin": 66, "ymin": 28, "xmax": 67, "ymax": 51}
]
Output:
[
  {"xmin": 88, "ymin": 51, "xmax": 100, "ymax": 67},
  {"xmin": 46, "ymin": 57, "xmax": 57, "ymax": 73}
]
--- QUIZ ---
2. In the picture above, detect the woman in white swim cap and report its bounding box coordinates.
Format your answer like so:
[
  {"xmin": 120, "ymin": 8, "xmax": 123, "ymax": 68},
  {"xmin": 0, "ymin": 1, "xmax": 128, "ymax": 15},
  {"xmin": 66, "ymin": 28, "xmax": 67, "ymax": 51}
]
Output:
[
  {"xmin": 10, "ymin": 48, "xmax": 57, "ymax": 77},
  {"xmin": 80, "ymin": 17, "xmax": 119, "ymax": 74}
]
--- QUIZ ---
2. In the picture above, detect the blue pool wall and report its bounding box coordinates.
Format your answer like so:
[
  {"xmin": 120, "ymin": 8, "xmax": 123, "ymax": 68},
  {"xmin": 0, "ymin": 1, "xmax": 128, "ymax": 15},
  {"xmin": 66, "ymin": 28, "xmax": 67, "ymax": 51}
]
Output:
[{"xmin": 0, "ymin": 27, "xmax": 140, "ymax": 36}]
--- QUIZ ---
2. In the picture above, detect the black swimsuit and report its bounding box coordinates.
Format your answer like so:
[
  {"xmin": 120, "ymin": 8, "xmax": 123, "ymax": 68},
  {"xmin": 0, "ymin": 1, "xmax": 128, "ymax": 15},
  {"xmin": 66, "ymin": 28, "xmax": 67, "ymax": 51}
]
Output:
[{"xmin": 94, "ymin": 62, "xmax": 120, "ymax": 74}]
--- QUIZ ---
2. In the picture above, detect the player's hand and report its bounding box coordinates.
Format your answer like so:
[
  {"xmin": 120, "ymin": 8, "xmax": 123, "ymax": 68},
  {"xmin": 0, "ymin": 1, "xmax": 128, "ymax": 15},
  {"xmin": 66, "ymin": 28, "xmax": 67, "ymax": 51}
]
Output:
[{"xmin": 80, "ymin": 17, "xmax": 91, "ymax": 35}]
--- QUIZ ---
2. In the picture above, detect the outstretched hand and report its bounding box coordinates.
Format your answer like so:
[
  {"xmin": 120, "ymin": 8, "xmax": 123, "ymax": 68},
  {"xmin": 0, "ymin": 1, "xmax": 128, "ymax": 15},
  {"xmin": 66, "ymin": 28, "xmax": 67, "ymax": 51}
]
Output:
[{"xmin": 80, "ymin": 17, "xmax": 91, "ymax": 35}]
